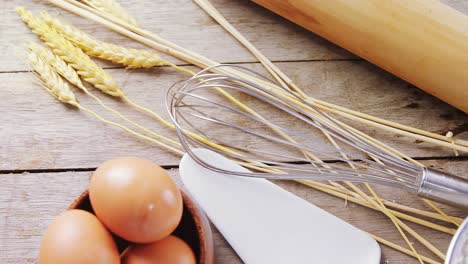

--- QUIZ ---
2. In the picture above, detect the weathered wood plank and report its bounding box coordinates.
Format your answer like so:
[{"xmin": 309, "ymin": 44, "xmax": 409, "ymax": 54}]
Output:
[
  {"xmin": 1, "ymin": 61, "xmax": 467, "ymax": 170},
  {"xmin": 2, "ymin": 0, "xmax": 350, "ymax": 73},
  {"xmin": 2, "ymin": 0, "xmax": 468, "ymax": 72},
  {"xmin": 3, "ymin": 1, "xmax": 468, "ymax": 264},
  {"xmin": 0, "ymin": 159, "xmax": 466, "ymax": 264},
  {"xmin": 0, "ymin": 169, "xmax": 241, "ymax": 264}
]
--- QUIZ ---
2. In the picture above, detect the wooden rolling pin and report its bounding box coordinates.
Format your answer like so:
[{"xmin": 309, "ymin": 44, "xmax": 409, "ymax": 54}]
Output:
[{"xmin": 252, "ymin": 0, "xmax": 468, "ymax": 113}]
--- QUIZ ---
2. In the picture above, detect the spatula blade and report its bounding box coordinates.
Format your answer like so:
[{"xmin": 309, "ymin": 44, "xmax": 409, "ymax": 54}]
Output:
[{"xmin": 180, "ymin": 148, "xmax": 380, "ymax": 264}]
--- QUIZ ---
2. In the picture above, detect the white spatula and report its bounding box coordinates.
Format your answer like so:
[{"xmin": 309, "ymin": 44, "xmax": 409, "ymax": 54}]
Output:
[{"xmin": 179, "ymin": 148, "xmax": 380, "ymax": 264}]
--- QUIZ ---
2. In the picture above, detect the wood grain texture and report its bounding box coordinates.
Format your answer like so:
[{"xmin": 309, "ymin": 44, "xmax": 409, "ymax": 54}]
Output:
[
  {"xmin": 0, "ymin": 159, "xmax": 466, "ymax": 264},
  {"xmin": 1, "ymin": 0, "xmax": 467, "ymax": 72},
  {"xmin": 252, "ymin": 0, "xmax": 468, "ymax": 112},
  {"xmin": 1, "ymin": 61, "xmax": 467, "ymax": 171},
  {"xmin": 2, "ymin": 0, "xmax": 351, "ymax": 72},
  {"xmin": 1, "ymin": 0, "xmax": 468, "ymax": 263}
]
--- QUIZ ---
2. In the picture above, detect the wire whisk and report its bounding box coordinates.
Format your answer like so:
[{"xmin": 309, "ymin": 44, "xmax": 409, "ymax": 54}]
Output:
[{"xmin": 167, "ymin": 64, "xmax": 468, "ymax": 209}]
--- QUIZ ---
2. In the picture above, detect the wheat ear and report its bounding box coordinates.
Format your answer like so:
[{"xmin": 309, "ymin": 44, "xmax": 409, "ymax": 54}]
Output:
[
  {"xmin": 82, "ymin": 0, "xmax": 139, "ymax": 27},
  {"xmin": 20, "ymin": 9, "xmax": 187, "ymax": 146},
  {"xmin": 26, "ymin": 47, "xmax": 182, "ymax": 155},
  {"xmin": 28, "ymin": 42, "xmax": 84, "ymax": 89},
  {"xmin": 17, "ymin": 7, "xmax": 122, "ymax": 97},
  {"xmin": 42, "ymin": 12, "xmax": 170, "ymax": 69},
  {"xmin": 29, "ymin": 42, "xmax": 181, "ymax": 147},
  {"xmin": 27, "ymin": 49, "xmax": 78, "ymax": 106}
]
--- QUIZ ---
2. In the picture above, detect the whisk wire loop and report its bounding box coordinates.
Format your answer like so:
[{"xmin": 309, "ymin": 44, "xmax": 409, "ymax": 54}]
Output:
[{"xmin": 167, "ymin": 64, "xmax": 424, "ymax": 191}]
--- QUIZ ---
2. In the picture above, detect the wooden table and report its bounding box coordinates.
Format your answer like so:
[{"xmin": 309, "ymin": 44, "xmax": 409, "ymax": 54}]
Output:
[{"xmin": 1, "ymin": 0, "xmax": 467, "ymax": 263}]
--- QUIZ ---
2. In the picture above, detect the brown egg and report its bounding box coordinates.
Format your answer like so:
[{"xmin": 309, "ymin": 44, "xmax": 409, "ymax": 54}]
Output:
[
  {"xmin": 90, "ymin": 157, "xmax": 183, "ymax": 243},
  {"xmin": 39, "ymin": 209, "xmax": 119, "ymax": 264},
  {"xmin": 122, "ymin": 235, "xmax": 196, "ymax": 264}
]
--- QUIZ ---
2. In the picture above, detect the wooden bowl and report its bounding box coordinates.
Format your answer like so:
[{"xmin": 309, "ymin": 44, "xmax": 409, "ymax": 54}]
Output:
[{"xmin": 69, "ymin": 190, "xmax": 214, "ymax": 264}]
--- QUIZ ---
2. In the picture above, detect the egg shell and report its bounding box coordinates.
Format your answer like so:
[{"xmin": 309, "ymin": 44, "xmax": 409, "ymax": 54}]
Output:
[
  {"xmin": 39, "ymin": 209, "xmax": 120, "ymax": 264},
  {"xmin": 122, "ymin": 235, "xmax": 196, "ymax": 264},
  {"xmin": 90, "ymin": 157, "xmax": 183, "ymax": 243}
]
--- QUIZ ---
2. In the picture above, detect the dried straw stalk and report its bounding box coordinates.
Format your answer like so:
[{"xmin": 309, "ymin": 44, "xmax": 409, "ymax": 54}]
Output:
[
  {"xmin": 26, "ymin": 46, "xmax": 183, "ymax": 155},
  {"xmin": 83, "ymin": 0, "xmax": 139, "ymax": 27},
  {"xmin": 191, "ymin": 2, "xmax": 457, "ymax": 260},
  {"xmin": 28, "ymin": 42, "xmax": 180, "ymax": 147},
  {"xmin": 49, "ymin": 0, "xmax": 468, "ymax": 152}
]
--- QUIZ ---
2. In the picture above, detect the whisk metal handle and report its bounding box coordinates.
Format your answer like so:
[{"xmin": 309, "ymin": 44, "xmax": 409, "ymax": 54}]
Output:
[{"xmin": 418, "ymin": 168, "xmax": 468, "ymax": 209}]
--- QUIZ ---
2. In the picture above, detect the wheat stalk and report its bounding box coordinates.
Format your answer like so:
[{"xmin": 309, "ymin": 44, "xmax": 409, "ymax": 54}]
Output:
[
  {"xmin": 19, "ymin": 9, "xmax": 186, "ymax": 147},
  {"xmin": 42, "ymin": 12, "xmax": 169, "ymax": 69},
  {"xmin": 50, "ymin": 0, "xmax": 468, "ymax": 151},
  {"xmin": 29, "ymin": 42, "xmax": 181, "ymax": 147},
  {"xmin": 27, "ymin": 49, "xmax": 78, "ymax": 106},
  {"xmin": 26, "ymin": 47, "xmax": 183, "ymax": 155},
  {"xmin": 17, "ymin": 7, "xmax": 122, "ymax": 97},
  {"xmin": 83, "ymin": 0, "xmax": 139, "ymax": 27}
]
